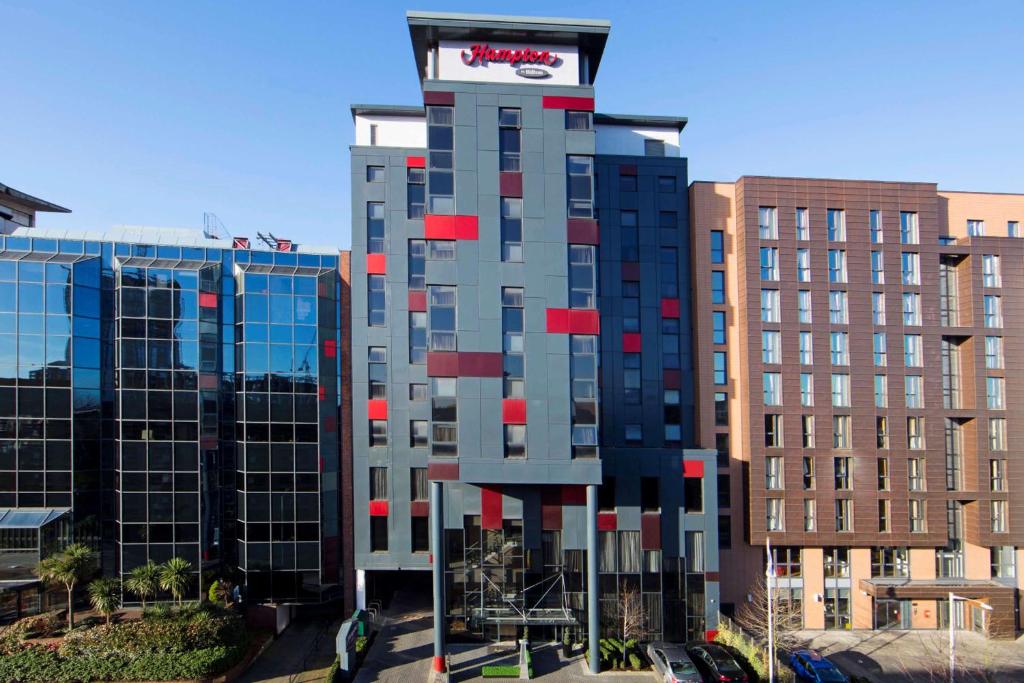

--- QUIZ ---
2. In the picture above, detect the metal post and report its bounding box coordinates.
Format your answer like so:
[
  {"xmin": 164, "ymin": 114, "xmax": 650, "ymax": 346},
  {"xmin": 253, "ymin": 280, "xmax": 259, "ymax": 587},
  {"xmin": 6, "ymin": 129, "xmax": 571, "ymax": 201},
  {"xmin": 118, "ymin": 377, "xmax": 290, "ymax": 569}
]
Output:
[
  {"xmin": 431, "ymin": 480, "xmax": 446, "ymax": 674},
  {"xmin": 586, "ymin": 484, "xmax": 600, "ymax": 674},
  {"xmin": 948, "ymin": 592, "xmax": 955, "ymax": 683}
]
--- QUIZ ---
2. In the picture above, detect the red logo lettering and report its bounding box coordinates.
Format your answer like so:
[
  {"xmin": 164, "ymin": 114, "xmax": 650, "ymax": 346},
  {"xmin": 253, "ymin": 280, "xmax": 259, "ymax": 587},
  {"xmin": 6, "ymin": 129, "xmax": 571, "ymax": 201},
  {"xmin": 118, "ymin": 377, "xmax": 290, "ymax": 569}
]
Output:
[{"xmin": 461, "ymin": 44, "xmax": 559, "ymax": 67}]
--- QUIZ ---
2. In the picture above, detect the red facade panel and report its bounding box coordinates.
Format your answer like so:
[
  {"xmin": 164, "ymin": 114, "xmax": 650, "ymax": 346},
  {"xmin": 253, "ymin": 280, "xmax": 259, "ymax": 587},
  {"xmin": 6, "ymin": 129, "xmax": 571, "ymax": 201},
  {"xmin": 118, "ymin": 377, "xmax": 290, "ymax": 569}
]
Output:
[
  {"xmin": 323, "ymin": 340, "xmax": 337, "ymax": 358},
  {"xmin": 641, "ymin": 513, "xmax": 661, "ymax": 550},
  {"xmin": 424, "ymin": 214, "xmax": 479, "ymax": 240},
  {"xmin": 567, "ymin": 218, "xmax": 600, "ymax": 244},
  {"xmin": 546, "ymin": 308, "xmax": 570, "ymax": 333},
  {"xmin": 621, "ymin": 262, "xmax": 641, "ymax": 281},
  {"xmin": 499, "ymin": 172, "xmax": 523, "ymax": 197},
  {"xmin": 618, "ymin": 164, "xmax": 637, "ymax": 176},
  {"xmin": 661, "ymin": 298, "xmax": 681, "ymax": 318},
  {"xmin": 367, "ymin": 399, "xmax": 388, "ymax": 420},
  {"xmin": 622, "ymin": 333, "xmax": 642, "ymax": 353},
  {"xmin": 368, "ymin": 500, "xmax": 389, "ymax": 517},
  {"xmin": 682, "ymin": 460, "xmax": 705, "ymax": 479},
  {"xmin": 410, "ymin": 501, "xmax": 429, "ymax": 518},
  {"xmin": 561, "ymin": 485, "xmax": 586, "ymax": 505},
  {"xmin": 481, "ymin": 486, "xmax": 503, "ymax": 530},
  {"xmin": 199, "ymin": 292, "xmax": 218, "ymax": 308},
  {"xmin": 366, "ymin": 254, "xmax": 386, "ymax": 274},
  {"xmin": 427, "ymin": 352, "xmax": 460, "ymax": 377},
  {"xmin": 663, "ymin": 369, "xmax": 681, "ymax": 389},
  {"xmin": 542, "ymin": 95, "xmax": 595, "ymax": 111},
  {"xmin": 427, "ymin": 461, "xmax": 459, "ymax": 481},
  {"xmin": 406, "ymin": 155, "xmax": 426, "ymax": 168},
  {"xmin": 568, "ymin": 309, "xmax": 600, "ymax": 334},
  {"xmin": 597, "ymin": 512, "xmax": 617, "ymax": 531},
  {"xmin": 422, "ymin": 90, "xmax": 455, "ymax": 105},
  {"xmin": 408, "ymin": 290, "xmax": 427, "ymax": 312},
  {"xmin": 502, "ymin": 399, "xmax": 527, "ymax": 424}
]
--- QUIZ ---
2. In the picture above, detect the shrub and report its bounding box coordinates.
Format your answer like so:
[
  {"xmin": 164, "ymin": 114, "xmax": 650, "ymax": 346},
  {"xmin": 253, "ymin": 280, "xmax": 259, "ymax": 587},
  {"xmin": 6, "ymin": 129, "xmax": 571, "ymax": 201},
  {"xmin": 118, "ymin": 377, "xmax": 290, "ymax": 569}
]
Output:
[
  {"xmin": 481, "ymin": 664, "xmax": 520, "ymax": 677},
  {"xmin": 629, "ymin": 653, "xmax": 642, "ymax": 670},
  {"xmin": 714, "ymin": 623, "xmax": 795, "ymax": 683},
  {"xmin": 326, "ymin": 656, "xmax": 341, "ymax": 683}
]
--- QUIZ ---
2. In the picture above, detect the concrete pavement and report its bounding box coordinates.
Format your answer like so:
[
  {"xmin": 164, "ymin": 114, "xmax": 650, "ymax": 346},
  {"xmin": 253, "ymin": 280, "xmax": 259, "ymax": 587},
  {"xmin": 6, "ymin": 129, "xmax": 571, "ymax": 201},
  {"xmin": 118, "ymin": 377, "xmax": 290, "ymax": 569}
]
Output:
[{"xmin": 237, "ymin": 617, "xmax": 341, "ymax": 683}]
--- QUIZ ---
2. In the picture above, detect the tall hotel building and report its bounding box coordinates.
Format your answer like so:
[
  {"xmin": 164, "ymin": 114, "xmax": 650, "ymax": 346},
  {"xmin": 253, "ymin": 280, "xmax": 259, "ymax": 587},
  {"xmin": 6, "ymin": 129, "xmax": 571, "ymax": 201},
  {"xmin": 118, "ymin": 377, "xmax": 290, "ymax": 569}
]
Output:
[
  {"xmin": 349, "ymin": 12, "xmax": 718, "ymax": 665},
  {"xmin": 0, "ymin": 219, "xmax": 343, "ymax": 617},
  {"xmin": 692, "ymin": 179, "xmax": 1024, "ymax": 637}
]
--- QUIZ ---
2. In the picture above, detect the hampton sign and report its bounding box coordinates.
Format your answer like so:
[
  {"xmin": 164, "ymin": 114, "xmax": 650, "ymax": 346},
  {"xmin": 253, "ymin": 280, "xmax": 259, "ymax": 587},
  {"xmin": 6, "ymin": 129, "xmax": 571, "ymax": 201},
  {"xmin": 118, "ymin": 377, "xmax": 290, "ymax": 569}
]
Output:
[{"xmin": 438, "ymin": 40, "xmax": 580, "ymax": 85}]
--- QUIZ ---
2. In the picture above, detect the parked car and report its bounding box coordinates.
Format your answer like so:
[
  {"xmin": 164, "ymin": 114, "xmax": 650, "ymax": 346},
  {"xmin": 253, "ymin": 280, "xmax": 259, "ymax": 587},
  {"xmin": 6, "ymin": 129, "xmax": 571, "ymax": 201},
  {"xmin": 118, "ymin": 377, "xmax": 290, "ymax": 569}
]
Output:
[
  {"xmin": 646, "ymin": 642, "xmax": 704, "ymax": 683},
  {"xmin": 685, "ymin": 642, "xmax": 749, "ymax": 682},
  {"xmin": 788, "ymin": 649, "xmax": 849, "ymax": 683}
]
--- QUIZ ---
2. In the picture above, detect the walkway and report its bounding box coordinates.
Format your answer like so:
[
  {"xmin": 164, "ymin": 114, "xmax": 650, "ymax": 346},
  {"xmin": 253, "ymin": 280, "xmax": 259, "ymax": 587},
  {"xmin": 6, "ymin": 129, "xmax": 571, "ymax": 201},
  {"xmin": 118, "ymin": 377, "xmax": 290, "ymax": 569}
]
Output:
[
  {"xmin": 237, "ymin": 616, "xmax": 341, "ymax": 683},
  {"xmin": 354, "ymin": 592, "xmax": 435, "ymax": 683}
]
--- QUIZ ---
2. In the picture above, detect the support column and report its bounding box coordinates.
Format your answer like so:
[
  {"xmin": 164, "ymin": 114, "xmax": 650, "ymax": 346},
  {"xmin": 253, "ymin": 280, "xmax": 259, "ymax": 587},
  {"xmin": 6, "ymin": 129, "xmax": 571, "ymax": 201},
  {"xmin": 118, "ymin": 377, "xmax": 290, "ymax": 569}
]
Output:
[
  {"xmin": 431, "ymin": 480, "xmax": 446, "ymax": 674},
  {"xmin": 355, "ymin": 569, "xmax": 366, "ymax": 610},
  {"xmin": 586, "ymin": 484, "xmax": 600, "ymax": 674}
]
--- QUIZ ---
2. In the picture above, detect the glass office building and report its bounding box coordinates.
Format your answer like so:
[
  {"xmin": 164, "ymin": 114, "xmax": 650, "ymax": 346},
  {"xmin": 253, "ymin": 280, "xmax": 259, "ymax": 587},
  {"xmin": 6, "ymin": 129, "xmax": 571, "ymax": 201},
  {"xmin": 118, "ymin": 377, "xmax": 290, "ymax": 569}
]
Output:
[{"xmin": 0, "ymin": 227, "xmax": 342, "ymax": 607}]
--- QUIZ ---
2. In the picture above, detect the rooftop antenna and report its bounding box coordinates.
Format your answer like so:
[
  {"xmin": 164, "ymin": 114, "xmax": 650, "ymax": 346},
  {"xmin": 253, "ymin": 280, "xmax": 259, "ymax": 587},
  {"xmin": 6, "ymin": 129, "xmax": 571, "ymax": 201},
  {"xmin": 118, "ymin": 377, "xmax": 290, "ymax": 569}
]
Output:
[
  {"xmin": 203, "ymin": 212, "xmax": 232, "ymax": 240},
  {"xmin": 256, "ymin": 231, "xmax": 294, "ymax": 252}
]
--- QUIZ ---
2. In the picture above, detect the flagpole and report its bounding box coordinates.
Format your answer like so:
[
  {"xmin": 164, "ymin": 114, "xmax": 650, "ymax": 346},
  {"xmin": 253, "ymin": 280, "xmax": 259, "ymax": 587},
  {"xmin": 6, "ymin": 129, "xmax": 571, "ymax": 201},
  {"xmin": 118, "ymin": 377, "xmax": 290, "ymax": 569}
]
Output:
[{"xmin": 767, "ymin": 538, "xmax": 775, "ymax": 683}]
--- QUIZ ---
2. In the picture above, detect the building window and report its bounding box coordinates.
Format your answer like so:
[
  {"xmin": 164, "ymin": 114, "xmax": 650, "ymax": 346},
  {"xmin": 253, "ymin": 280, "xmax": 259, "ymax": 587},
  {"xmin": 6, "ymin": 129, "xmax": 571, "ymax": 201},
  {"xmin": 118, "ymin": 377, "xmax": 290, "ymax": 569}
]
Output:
[
  {"xmin": 658, "ymin": 176, "xmax": 677, "ymax": 192},
  {"xmin": 832, "ymin": 415, "xmax": 851, "ymax": 449},
  {"xmin": 370, "ymin": 467, "xmax": 388, "ymax": 500},
  {"xmin": 877, "ymin": 458, "xmax": 890, "ymax": 490},
  {"xmin": 504, "ymin": 424, "xmax": 527, "ymax": 458},
  {"xmin": 984, "ymin": 295, "xmax": 1003, "ymax": 328},
  {"xmin": 761, "ymin": 289, "xmax": 780, "ymax": 323},
  {"xmin": 572, "ymin": 335, "xmax": 600, "ymax": 457},
  {"xmin": 874, "ymin": 375, "xmax": 888, "ymax": 409},
  {"xmin": 565, "ymin": 110, "xmax": 592, "ymax": 130},
  {"xmin": 802, "ymin": 415, "xmax": 815, "ymax": 448},
  {"xmin": 967, "ymin": 219, "xmax": 985, "ymax": 237},
  {"xmin": 909, "ymin": 500, "xmax": 926, "ymax": 533},
  {"xmin": 825, "ymin": 547, "xmax": 851, "ymax": 578},
  {"xmin": 902, "ymin": 292, "xmax": 921, "ymax": 326},
  {"xmin": 407, "ymin": 167, "xmax": 426, "ymax": 219},
  {"xmin": 991, "ymin": 546, "xmax": 1016, "ymax": 578},
  {"xmin": 410, "ymin": 420, "xmax": 428, "ymax": 448},
  {"xmin": 370, "ymin": 516, "xmax": 388, "ymax": 552},
  {"xmin": 829, "ymin": 290, "xmax": 848, "ymax": 325},
  {"xmin": 502, "ymin": 287, "xmax": 525, "ymax": 398},
  {"xmin": 567, "ymin": 156, "xmax": 594, "ymax": 218},
  {"xmin": 765, "ymin": 414, "xmax": 783, "ymax": 448},
  {"xmin": 835, "ymin": 499, "xmax": 853, "ymax": 532},
  {"xmin": 985, "ymin": 336, "xmax": 1004, "ymax": 369},
  {"xmin": 1009, "ymin": 221, "xmax": 1020, "ymax": 238},
  {"xmin": 900, "ymin": 211, "xmax": 919, "ymax": 244},
  {"xmin": 660, "ymin": 247, "xmax": 679, "ymax": 298},
  {"xmin": 762, "ymin": 330, "xmax": 781, "ymax": 364},
  {"xmin": 718, "ymin": 516, "xmax": 732, "ymax": 549},
  {"xmin": 599, "ymin": 478, "xmax": 616, "ymax": 511},
  {"xmin": 802, "ymin": 456, "xmax": 815, "ymax": 489},
  {"xmin": 765, "ymin": 456, "xmax": 784, "ymax": 489},
  {"xmin": 498, "ymin": 107, "xmax": 521, "ymax": 171},
  {"xmin": 716, "ymin": 433, "xmax": 730, "ymax": 465},
  {"xmin": 713, "ymin": 352, "xmax": 727, "ymax": 385},
  {"xmin": 431, "ymin": 377, "xmax": 457, "ymax": 457},
  {"xmin": 989, "ymin": 418, "xmax": 1007, "ymax": 452},
  {"xmin": 872, "ymin": 292, "xmax": 886, "ymax": 325},
  {"xmin": 831, "ymin": 373, "xmax": 850, "ymax": 407},
  {"xmin": 987, "ymin": 376, "xmax": 1006, "ymax": 410},
  {"xmin": 710, "ymin": 270, "xmax": 726, "ymax": 304},
  {"xmin": 368, "ymin": 274, "xmax": 386, "ymax": 326},
  {"xmin": 763, "ymin": 372, "xmax": 782, "ymax": 406},
  {"xmin": 426, "ymin": 105, "xmax": 455, "ymax": 214},
  {"xmin": 683, "ymin": 476, "xmax": 702, "ymax": 513},
  {"xmin": 830, "ymin": 331, "xmax": 849, "ymax": 365},
  {"xmin": 501, "ymin": 197, "xmax": 523, "ymax": 262},
  {"xmin": 876, "ymin": 416, "xmax": 889, "ymax": 448},
  {"xmin": 908, "ymin": 457, "xmax": 926, "ymax": 491},
  {"xmin": 710, "ymin": 230, "xmax": 724, "ymax": 263},
  {"xmin": 799, "ymin": 331, "xmax": 813, "ymax": 365},
  {"xmin": 368, "ymin": 346, "xmax": 388, "ymax": 400},
  {"xmin": 623, "ymin": 353, "xmax": 641, "ymax": 405},
  {"xmin": 800, "ymin": 373, "xmax": 814, "ymax": 407},
  {"xmin": 625, "ymin": 424, "xmax": 642, "ymax": 443},
  {"xmin": 641, "ymin": 476, "xmax": 660, "ymax": 512},
  {"xmin": 870, "ymin": 251, "xmax": 885, "ymax": 284},
  {"xmin": 662, "ymin": 317, "xmax": 680, "ymax": 369},
  {"xmin": 620, "ymin": 210, "xmax": 639, "ymax": 262},
  {"xmin": 428, "ymin": 285, "xmax": 456, "ymax": 351},
  {"xmin": 369, "ymin": 420, "xmax": 388, "ymax": 447},
  {"xmin": 904, "ymin": 334, "xmax": 923, "ymax": 367},
  {"xmin": 411, "ymin": 468, "xmax": 428, "ymax": 501},
  {"xmin": 761, "ymin": 247, "xmax": 779, "ymax": 281},
  {"xmin": 766, "ymin": 498, "xmax": 784, "ymax": 531},
  {"xmin": 758, "ymin": 207, "xmax": 778, "ymax": 240},
  {"xmin": 712, "ymin": 311, "xmax": 726, "ymax": 345},
  {"xmin": 827, "ymin": 209, "xmax": 846, "ymax": 241},
  {"xmin": 798, "ymin": 290, "xmax": 812, "ymax": 323},
  {"xmin": 796, "ymin": 207, "xmax": 809, "ymax": 240},
  {"xmin": 409, "ymin": 312, "xmax": 426, "ymax": 364},
  {"xmin": 828, "ymin": 249, "xmax": 847, "ymax": 283},
  {"xmin": 982, "ymin": 254, "xmax": 1001, "ymax": 287},
  {"xmin": 408, "ymin": 239, "xmax": 425, "ymax": 290},
  {"xmin": 570, "ymin": 245, "xmax": 597, "ymax": 308},
  {"xmin": 410, "ymin": 383, "xmax": 428, "ymax": 401},
  {"xmin": 901, "ymin": 252, "xmax": 920, "ymax": 286},
  {"xmin": 369, "ymin": 123, "xmax": 378, "ymax": 146},
  {"xmin": 870, "ymin": 209, "xmax": 883, "ymax": 243},
  {"xmin": 714, "ymin": 392, "xmax": 728, "ymax": 426},
  {"xmin": 907, "ymin": 416, "xmax": 925, "ymax": 450},
  {"xmin": 619, "ymin": 172, "xmax": 637, "ymax": 192},
  {"xmin": 872, "ymin": 547, "xmax": 909, "ymax": 577},
  {"xmin": 905, "ymin": 375, "xmax": 924, "ymax": 409},
  {"xmin": 428, "ymin": 240, "xmax": 455, "ymax": 260},
  {"xmin": 644, "ymin": 139, "xmax": 665, "ymax": 157},
  {"xmin": 834, "ymin": 457, "xmax": 852, "ymax": 490},
  {"xmin": 991, "ymin": 500, "xmax": 1007, "ymax": 533},
  {"xmin": 367, "ymin": 165, "xmax": 385, "ymax": 182},
  {"xmin": 411, "ymin": 517, "xmax": 429, "ymax": 552},
  {"xmin": 797, "ymin": 248, "xmax": 811, "ymax": 282},
  {"xmin": 664, "ymin": 389, "xmax": 682, "ymax": 443},
  {"xmin": 804, "ymin": 500, "xmax": 816, "ymax": 531}
]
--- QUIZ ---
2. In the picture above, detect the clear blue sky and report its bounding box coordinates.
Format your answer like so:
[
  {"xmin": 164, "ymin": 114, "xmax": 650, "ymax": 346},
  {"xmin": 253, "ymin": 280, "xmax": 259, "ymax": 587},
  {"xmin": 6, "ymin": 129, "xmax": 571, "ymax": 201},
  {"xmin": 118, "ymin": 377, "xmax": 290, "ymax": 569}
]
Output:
[{"xmin": 5, "ymin": 0, "xmax": 1022, "ymax": 249}]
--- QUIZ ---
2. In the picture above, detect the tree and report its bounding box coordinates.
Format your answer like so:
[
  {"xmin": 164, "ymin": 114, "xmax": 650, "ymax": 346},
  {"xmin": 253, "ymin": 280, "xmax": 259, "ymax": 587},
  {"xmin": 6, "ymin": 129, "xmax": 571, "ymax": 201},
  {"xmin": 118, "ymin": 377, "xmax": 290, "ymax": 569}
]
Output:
[
  {"xmin": 617, "ymin": 586, "xmax": 645, "ymax": 643},
  {"xmin": 208, "ymin": 578, "xmax": 234, "ymax": 607},
  {"xmin": 36, "ymin": 543, "xmax": 96, "ymax": 630},
  {"xmin": 159, "ymin": 557, "xmax": 192, "ymax": 607},
  {"xmin": 88, "ymin": 577, "xmax": 122, "ymax": 625},
  {"xmin": 734, "ymin": 571, "xmax": 805, "ymax": 653},
  {"xmin": 125, "ymin": 561, "xmax": 160, "ymax": 608}
]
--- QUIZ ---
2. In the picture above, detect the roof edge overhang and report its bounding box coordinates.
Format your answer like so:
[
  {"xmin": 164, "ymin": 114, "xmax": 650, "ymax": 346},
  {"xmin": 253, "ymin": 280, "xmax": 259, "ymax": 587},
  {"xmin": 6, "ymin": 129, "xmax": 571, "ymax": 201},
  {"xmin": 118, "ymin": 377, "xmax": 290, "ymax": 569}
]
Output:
[
  {"xmin": 594, "ymin": 113, "xmax": 688, "ymax": 132},
  {"xmin": 0, "ymin": 183, "xmax": 71, "ymax": 214}
]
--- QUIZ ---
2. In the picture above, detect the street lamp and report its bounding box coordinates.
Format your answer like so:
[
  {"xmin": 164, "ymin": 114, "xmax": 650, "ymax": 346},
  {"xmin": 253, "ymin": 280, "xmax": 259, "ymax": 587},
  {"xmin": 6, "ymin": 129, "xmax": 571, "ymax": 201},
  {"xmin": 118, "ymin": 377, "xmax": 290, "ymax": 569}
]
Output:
[{"xmin": 947, "ymin": 592, "xmax": 992, "ymax": 683}]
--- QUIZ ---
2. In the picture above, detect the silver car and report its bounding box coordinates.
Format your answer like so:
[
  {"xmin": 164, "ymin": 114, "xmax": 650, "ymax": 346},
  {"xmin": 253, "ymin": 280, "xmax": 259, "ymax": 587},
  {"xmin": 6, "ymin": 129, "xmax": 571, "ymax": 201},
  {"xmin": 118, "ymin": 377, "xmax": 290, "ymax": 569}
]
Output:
[{"xmin": 646, "ymin": 642, "xmax": 704, "ymax": 683}]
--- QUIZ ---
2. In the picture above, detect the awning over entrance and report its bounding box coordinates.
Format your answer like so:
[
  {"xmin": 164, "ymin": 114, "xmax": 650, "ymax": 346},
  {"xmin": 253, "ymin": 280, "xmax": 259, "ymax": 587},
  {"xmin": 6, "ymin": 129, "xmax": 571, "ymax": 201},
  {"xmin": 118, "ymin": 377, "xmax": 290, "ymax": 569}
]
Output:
[
  {"xmin": 0, "ymin": 508, "xmax": 70, "ymax": 528},
  {"xmin": 470, "ymin": 607, "xmax": 577, "ymax": 626},
  {"xmin": 860, "ymin": 578, "xmax": 1016, "ymax": 638}
]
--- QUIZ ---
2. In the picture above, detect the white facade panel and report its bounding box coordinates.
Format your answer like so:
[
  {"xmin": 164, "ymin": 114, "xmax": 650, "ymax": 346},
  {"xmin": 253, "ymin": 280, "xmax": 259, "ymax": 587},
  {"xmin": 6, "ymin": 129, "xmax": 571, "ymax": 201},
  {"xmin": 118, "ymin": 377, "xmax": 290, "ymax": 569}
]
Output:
[
  {"xmin": 437, "ymin": 40, "xmax": 580, "ymax": 85},
  {"xmin": 595, "ymin": 124, "xmax": 681, "ymax": 157},
  {"xmin": 353, "ymin": 114, "xmax": 426, "ymax": 148}
]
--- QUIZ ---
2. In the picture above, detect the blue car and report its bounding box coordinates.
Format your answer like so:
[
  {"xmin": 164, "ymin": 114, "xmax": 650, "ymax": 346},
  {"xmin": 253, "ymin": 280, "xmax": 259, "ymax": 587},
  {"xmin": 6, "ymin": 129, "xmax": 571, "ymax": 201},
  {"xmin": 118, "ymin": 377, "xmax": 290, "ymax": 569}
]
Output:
[{"xmin": 788, "ymin": 650, "xmax": 849, "ymax": 683}]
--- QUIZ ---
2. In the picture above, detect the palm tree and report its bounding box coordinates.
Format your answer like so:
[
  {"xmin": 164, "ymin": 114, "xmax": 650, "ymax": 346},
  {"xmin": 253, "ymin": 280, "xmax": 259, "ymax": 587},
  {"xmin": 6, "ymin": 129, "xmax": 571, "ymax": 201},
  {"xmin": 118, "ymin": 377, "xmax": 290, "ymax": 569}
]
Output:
[
  {"xmin": 88, "ymin": 577, "xmax": 121, "ymax": 625},
  {"xmin": 159, "ymin": 557, "xmax": 192, "ymax": 607},
  {"xmin": 36, "ymin": 543, "xmax": 96, "ymax": 630},
  {"xmin": 124, "ymin": 561, "xmax": 160, "ymax": 609}
]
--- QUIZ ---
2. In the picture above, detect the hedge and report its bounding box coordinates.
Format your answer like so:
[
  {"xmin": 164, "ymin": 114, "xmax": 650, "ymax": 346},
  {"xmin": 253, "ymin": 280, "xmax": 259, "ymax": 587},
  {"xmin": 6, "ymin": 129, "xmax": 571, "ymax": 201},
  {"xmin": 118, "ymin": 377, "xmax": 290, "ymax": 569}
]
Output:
[{"xmin": 481, "ymin": 664, "xmax": 520, "ymax": 678}]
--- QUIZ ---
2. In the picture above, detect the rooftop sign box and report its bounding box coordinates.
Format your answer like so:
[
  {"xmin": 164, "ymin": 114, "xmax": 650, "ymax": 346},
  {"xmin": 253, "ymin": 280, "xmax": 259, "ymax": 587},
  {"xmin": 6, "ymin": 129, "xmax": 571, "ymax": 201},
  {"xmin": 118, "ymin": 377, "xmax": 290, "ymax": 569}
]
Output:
[{"xmin": 438, "ymin": 40, "xmax": 580, "ymax": 85}]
